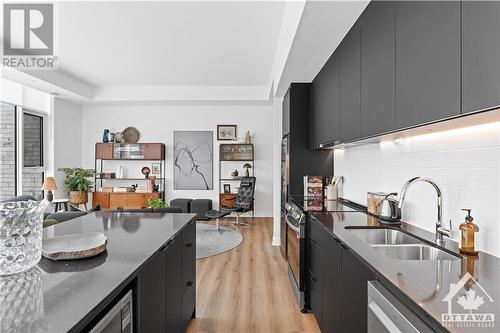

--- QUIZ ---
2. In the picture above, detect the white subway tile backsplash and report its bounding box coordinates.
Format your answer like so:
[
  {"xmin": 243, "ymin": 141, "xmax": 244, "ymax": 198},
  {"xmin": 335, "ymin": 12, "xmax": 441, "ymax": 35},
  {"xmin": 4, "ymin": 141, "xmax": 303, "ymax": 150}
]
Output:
[{"xmin": 335, "ymin": 121, "xmax": 500, "ymax": 257}]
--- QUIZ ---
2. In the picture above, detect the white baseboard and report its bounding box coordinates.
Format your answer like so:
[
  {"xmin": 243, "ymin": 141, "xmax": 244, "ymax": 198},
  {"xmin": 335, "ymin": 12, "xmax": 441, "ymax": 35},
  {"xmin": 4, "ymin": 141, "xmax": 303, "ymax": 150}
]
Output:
[{"xmin": 272, "ymin": 236, "xmax": 281, "ymax": 246}]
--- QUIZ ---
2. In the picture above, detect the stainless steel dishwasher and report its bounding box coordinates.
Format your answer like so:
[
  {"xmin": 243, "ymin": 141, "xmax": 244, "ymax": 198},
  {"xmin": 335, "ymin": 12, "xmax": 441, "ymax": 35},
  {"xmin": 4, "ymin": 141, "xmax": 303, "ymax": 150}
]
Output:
[{"xmin": 368, "ymin": 281, "xmax": 434, "ymax": 333}]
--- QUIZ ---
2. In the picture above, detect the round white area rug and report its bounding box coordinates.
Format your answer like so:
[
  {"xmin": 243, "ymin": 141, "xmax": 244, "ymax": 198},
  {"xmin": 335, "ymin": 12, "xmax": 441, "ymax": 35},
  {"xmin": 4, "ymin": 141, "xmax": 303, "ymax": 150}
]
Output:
[{"xmin": 196, "ymin": 223, "xmax": 243, "ymax": 259}]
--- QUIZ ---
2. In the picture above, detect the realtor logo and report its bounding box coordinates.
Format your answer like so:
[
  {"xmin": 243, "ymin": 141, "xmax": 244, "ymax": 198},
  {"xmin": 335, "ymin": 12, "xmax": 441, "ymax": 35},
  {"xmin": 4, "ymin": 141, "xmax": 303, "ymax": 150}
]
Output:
[
  {"xmin": 442, "ymin": 272, "xmax": 495, "ymax": 329},
  {"xmin": 2, "ymin": 3, "xmax": 58, "ymax": 69}
]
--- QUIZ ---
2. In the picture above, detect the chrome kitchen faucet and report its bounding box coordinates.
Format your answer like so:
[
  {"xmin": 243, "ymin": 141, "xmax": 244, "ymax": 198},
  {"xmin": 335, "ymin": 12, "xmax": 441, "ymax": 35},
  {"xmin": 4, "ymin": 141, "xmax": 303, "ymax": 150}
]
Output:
[{"xmin": 398, "ymin": 177, "xmax": 454, "ymax": 246}]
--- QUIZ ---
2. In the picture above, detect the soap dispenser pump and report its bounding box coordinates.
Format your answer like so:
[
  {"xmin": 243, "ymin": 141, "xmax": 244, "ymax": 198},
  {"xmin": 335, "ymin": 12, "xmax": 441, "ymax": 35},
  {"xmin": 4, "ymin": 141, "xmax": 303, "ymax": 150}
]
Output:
[{"xmin": 459, "ymin": 209, "xmax": 479, "ymax": 255}]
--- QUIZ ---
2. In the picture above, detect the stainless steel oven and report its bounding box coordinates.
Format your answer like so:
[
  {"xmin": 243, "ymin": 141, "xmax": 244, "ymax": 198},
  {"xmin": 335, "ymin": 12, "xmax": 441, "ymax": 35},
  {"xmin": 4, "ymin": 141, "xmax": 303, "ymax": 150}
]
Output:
[
  {"xmin": 285, "ymin": 201, "xmax": 307, "ymax": 311},
  {"xmin": 90, "ymin": 290, "xmax": 133, "ymax": 333}
]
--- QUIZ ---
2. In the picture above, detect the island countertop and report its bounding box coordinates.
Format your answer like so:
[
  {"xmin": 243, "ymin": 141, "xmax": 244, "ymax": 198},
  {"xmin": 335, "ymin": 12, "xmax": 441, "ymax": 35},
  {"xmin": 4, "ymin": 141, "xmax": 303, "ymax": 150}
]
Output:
[
  {"xmin": 310, "ymin": 210, "xmax": 500, "ymax": 333},
  {"xmin": 0, "ymin": 211, "xmax": 197, "ymax": 333}
]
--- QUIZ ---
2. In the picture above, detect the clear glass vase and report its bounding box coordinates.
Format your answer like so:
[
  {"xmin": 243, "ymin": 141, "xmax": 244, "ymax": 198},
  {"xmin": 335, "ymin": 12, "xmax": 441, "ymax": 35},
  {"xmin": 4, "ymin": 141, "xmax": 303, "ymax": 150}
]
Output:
[{"xmin": 0, "ymin": 200, "xmax": 49, "ymax": 275}]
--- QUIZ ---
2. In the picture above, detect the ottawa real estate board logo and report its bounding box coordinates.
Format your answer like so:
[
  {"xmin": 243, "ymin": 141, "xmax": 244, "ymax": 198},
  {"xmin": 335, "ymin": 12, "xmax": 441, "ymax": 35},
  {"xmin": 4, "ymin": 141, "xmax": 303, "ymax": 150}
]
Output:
[
  {"xmin": 441, "ymin": 272, "xmax": 495, "ymax": 329},
  {"xmin": 2, "ymin": 3, "xmax": 58, "ymax": 70}
]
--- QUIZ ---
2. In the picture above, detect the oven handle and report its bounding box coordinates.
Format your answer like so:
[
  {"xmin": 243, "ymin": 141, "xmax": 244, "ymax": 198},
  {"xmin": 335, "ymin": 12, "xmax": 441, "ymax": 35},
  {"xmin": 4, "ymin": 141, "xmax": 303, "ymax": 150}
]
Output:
[{"xmin": 285, "ymin": 214, "xmax": 301, "ymax": 234}]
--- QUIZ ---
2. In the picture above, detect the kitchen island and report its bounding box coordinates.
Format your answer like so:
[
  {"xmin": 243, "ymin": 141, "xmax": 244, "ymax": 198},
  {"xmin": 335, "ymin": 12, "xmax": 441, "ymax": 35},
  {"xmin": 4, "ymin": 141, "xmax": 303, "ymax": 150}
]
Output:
[{"xmin": 0, "ymin": 211, "xmax": 197, "ymax": 333}]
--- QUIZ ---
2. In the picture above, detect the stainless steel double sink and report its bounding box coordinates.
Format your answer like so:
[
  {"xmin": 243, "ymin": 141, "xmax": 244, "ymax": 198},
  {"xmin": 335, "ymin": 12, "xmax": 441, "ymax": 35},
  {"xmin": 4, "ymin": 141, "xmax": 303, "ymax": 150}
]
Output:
[{"xmin": 345, "ymin": 228, "xmax": 461, "ymax": 261}]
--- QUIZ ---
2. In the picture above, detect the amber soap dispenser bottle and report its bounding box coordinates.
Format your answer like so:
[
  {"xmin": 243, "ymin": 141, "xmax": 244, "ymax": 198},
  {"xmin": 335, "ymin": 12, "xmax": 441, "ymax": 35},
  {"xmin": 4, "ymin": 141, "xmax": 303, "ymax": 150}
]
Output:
[{"xmin": 459, "ymin": 209, "xmax": 479, "ymax": 255}]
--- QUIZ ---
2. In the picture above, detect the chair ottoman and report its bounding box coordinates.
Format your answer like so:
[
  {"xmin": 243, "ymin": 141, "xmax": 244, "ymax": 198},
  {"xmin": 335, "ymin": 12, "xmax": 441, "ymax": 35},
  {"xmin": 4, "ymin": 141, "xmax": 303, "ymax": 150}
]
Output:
[
  {"xmin": 170, "ymin": 198, "xmax": 192, "ymax": 213},
  {"xmin": 190, "ymin": 199, "xmax": 212, "ymax": 220}
]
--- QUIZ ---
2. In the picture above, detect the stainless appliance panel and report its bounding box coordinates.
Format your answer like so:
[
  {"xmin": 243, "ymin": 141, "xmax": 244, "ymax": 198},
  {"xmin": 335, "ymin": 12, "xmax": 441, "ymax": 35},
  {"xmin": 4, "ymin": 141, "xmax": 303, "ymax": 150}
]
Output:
[
  {"xmin": 285, "ymin": 201, "xmax": 306, "ymax": 310},
  {"xmin": 368, "ymin": 281, "xmax": 433, "ymax": 333},
  {"xmin": 91, "ymin": 290, "xmax": 133, "ymax": 333}
]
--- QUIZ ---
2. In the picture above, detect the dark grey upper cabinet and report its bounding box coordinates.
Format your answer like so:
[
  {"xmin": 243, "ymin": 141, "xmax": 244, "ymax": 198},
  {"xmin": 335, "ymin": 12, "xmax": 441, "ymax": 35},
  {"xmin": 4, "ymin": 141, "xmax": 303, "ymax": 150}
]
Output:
[
  {"xmin": 462, "ymin": 1, "xmax": 500, "ymax": 114},
  {"xmin": 361, "ymin": 1, "xmax": 396, "ymax": 137},
  {"xmin": 395, "ymin": 1, "xmax": 461, "ymax": 128},
  {"xmin": 310, "ymin": 52, "xmax": 340, "ymax": 147},
  {"xmin": 339, "ymin": 23, "xmax": 361, "ymax": 142}
]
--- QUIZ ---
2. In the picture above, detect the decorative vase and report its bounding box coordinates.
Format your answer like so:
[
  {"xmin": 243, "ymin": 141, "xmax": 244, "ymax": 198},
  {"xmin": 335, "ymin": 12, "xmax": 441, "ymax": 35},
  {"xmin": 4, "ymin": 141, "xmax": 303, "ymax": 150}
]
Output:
[
  {"xmin": 69, "ymin": 191, "xmax": 88, "ymax": 205},
  {"xmin": 0, "ymin": 267, "xmax": 45, "ymax": 331},
  {"xmin": 107, "ymin": 132, "xmax": 115, "ymax": 143},
  {"xmin": 245, "ymin": 131, "xmax": 252, "ymax": 144},
  {"xmin": 102, "ymin": 129, "xmax": 110, "ymax": 143},
  {"xmin": 0, "ymin": 200, "xmax": 49, "ymax": 275}
]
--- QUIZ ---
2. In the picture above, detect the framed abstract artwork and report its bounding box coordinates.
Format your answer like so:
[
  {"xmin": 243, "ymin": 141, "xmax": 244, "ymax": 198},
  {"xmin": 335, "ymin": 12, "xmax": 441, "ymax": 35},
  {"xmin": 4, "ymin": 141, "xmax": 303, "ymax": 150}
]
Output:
[{"xmin": 173, "ymin": 131, "xmax": 213, "ymax": 190}]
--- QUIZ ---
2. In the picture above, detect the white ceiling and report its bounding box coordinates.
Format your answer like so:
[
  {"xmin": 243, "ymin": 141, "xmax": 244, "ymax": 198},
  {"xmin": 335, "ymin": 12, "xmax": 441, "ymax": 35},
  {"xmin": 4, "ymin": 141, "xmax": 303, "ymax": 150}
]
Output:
[
  {"xmin": 58, "ymin": 1, "xmax": 285, "ymax": 87},
  {"xmin": 2, "ymin": 1, "xmax": 368, "ymax": 104}
]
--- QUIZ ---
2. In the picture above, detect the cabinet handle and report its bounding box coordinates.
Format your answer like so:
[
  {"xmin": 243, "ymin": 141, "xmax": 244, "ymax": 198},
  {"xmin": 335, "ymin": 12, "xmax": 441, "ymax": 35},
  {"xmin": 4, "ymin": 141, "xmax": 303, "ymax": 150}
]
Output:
[
  {"xmin": 186, "ymin": 281, "xmax": 194, "ymax": 287},
  {"xmin": 160, "ymin": 244, "xmax": 168, "ymax": 252},
  {"xmin": 185, "ymin": 243, "xmax": 193, "ymax": 248},
  {"xmin": 310, "ymin": 238, "xmax": 317, "ymax": 244}
]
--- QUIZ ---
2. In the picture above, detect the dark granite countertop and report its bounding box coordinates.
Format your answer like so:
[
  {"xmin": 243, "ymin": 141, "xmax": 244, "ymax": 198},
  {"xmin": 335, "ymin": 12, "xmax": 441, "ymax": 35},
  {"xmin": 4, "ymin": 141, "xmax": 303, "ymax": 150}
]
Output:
[
  {"xmin": 310, "ymin": 211, "xmax": 500, "ymax": 333},
  {"xmin": 0, "ymin": 212, "xmax": 196, "ymax": 333}
]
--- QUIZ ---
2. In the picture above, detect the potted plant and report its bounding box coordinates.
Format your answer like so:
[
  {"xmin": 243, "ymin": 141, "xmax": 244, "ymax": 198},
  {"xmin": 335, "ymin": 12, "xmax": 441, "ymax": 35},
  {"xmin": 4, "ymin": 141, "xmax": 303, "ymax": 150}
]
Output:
[
  {"xmin": 243, "ymin": 163, "xmax": 252, "ymax": 177},
  {"xmin": 58, "ymin": 168, "xmax": 96, "ymax": 205},
  {"xmin": 148, "ymin": 198, "xmax": 167, "ymax": 208}
]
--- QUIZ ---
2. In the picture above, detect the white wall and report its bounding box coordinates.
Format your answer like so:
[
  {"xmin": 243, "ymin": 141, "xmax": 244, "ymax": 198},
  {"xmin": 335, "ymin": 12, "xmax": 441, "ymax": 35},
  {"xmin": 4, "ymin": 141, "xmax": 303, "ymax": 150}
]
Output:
[
  {"xmin": 53, "ymin": 99, "xmax": 82, "ymax": 199},
  {"xmin": 335, "ymin": 119, "xmax": 500, "ymax": 257},
  {"xmin": 80, "ymin": 105, "xmax": 274, "ymax": 216}
]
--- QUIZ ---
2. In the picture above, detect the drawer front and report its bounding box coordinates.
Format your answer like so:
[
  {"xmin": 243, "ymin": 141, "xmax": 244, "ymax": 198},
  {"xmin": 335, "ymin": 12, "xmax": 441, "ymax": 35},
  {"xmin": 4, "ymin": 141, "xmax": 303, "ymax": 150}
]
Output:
[
  {"xmin": 109, "ymin": 193, "xmax": 128, "ymax": 209},
  {"xmin": 181, "ymin": 280, "xmax": 196, "ymax": 330},
  {"xmin": 182, "ymin": 220, "xmax": 196, "ymax": 293}
]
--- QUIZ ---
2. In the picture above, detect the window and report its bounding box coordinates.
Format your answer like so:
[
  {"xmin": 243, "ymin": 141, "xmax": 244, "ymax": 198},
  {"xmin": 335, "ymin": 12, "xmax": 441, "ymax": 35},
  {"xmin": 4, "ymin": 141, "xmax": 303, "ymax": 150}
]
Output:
[
  {"xmin": 22, "ymin": 112, "xmax": 44, "ymax": 199},
  {"xmin": 0, "ymin": 102, "xmax": 46, "ymax": 201}
]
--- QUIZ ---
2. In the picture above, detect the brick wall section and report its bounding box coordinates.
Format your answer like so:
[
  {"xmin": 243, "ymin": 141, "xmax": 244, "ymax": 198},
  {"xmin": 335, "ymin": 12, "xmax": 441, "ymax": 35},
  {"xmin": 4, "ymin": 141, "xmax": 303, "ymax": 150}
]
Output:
[{"xmin": 0, "ymin": 104, "xmax": 16, "ymax": 201}]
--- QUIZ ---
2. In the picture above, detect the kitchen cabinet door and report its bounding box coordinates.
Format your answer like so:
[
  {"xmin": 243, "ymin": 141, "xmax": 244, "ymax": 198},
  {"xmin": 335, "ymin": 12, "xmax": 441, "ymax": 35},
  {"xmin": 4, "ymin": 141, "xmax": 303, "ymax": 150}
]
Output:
[
  {"xmin": 307, "ymin": 237, "xmax": 323, "ymax": 330},
  {"xmin": 283, "ymin": 89, "xmax": 291, "ymax": 137},
  {"xmin": 95, "ymin": 143, "xmax": 113, "ymax": 159},
  {"xmin": 340, "ymin": 249, "xmax": 375, "ymax": 333},
  {"xmin": 361, "ymin": 1, "xmax": 396, "ymax": 137},
  {"xmin": 310, "ymin": 52, "xmax": 340, "ymax": 147},
  {"xmin": 322, "ymin": 237, "xmax": 342, "ymax": 333},
  {"xmin": 138, "ymin": 250, "xmax": 166, "ymax": 333},
  {"xmin": 339, "ymin": 23, "xmax": 361, "ymax": 142},
  {"xmin": 165, "ymin": 238, "xmax": 183, "ymax": 333},
  {"xmin": 143, "ymin": 143, "xmax": 164, "ymax": 160},
  {"xmin": 181, "ymin": 219, "xmax": 196, "ymax": 328},
  {"xmin": 462, "ymin": 1, "xmax": 500, "ymax": 113},
  {"xmin": 395, "ymin": 1, "xmax": 460, "ymax": 128}
]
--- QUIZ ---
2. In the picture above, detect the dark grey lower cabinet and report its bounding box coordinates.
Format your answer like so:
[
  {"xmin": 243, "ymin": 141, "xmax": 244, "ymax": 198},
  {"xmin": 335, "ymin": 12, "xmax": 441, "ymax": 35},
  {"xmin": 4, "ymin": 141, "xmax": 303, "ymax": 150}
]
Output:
[
  {"xmin": 137, "ymin": 219, "xmax": 196, "ymax": 333},
  {"xmin": 165, "ymin": 238, "xmax": 183, "ymax": 333},
  {"xmin": 321, "ymin": 238, "xmax": 342, "ymax": 333},
  {"xmin": 340, "ymin": 249, "xmax": 376, "ymax": 333},
  {"xmin": 308, "ymin": 219, "xmax": 342, "ymax": 332},
  {"xmin": 138, "ymin": 248, "xmax": 167, "ymax": 333},
  {"xmin": 181, "ymin": 220, "xmax": 196, "ymax": 329},
  {"xmin": 308, "ymin": 218, "xmax": 375, "ymax": 333}
]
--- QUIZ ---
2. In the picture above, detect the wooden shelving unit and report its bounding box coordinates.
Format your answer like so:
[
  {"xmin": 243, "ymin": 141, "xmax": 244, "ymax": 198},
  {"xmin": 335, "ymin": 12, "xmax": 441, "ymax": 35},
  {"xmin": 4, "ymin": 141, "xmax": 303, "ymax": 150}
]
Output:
[
  {"xmin": 93, "ymin": 143, "xmax": 166, "ymax": 209},
  {"xmin": 219, "ymin": 143, "xmax": 254, "ymax": 215}
]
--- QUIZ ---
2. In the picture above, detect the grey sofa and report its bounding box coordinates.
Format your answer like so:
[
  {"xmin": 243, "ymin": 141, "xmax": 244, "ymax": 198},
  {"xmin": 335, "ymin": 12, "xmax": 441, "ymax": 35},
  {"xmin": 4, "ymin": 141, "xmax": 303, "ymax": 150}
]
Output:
[{"xmin": 1, "ymin": 195, "xmax": 91, "ymax": 225}]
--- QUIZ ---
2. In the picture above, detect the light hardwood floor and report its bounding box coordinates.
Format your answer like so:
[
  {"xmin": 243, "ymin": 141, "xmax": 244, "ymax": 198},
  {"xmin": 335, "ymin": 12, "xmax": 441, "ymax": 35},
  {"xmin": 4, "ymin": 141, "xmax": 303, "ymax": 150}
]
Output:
[{"xmin": 186, "ymin": 217, "xmax": 320, "ymax": 333}]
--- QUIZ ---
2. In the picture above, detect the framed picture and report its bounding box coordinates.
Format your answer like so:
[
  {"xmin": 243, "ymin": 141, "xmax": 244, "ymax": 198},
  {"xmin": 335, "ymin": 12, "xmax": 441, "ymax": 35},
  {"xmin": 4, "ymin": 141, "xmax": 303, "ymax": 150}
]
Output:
[
  {"xmin": 223, "ymin": 184, "xmax": 231, "ymax": 194},
  {"xmin": 151, "ymin": 162, "xmax": 161, "ymax": 175},
  {"xmin": 173, "ymin": 131, "xmax": 213, "ymax": 190},
  {"xmin": 217, "ymin": 125, "xmax": 237, "ymax": 141}
]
